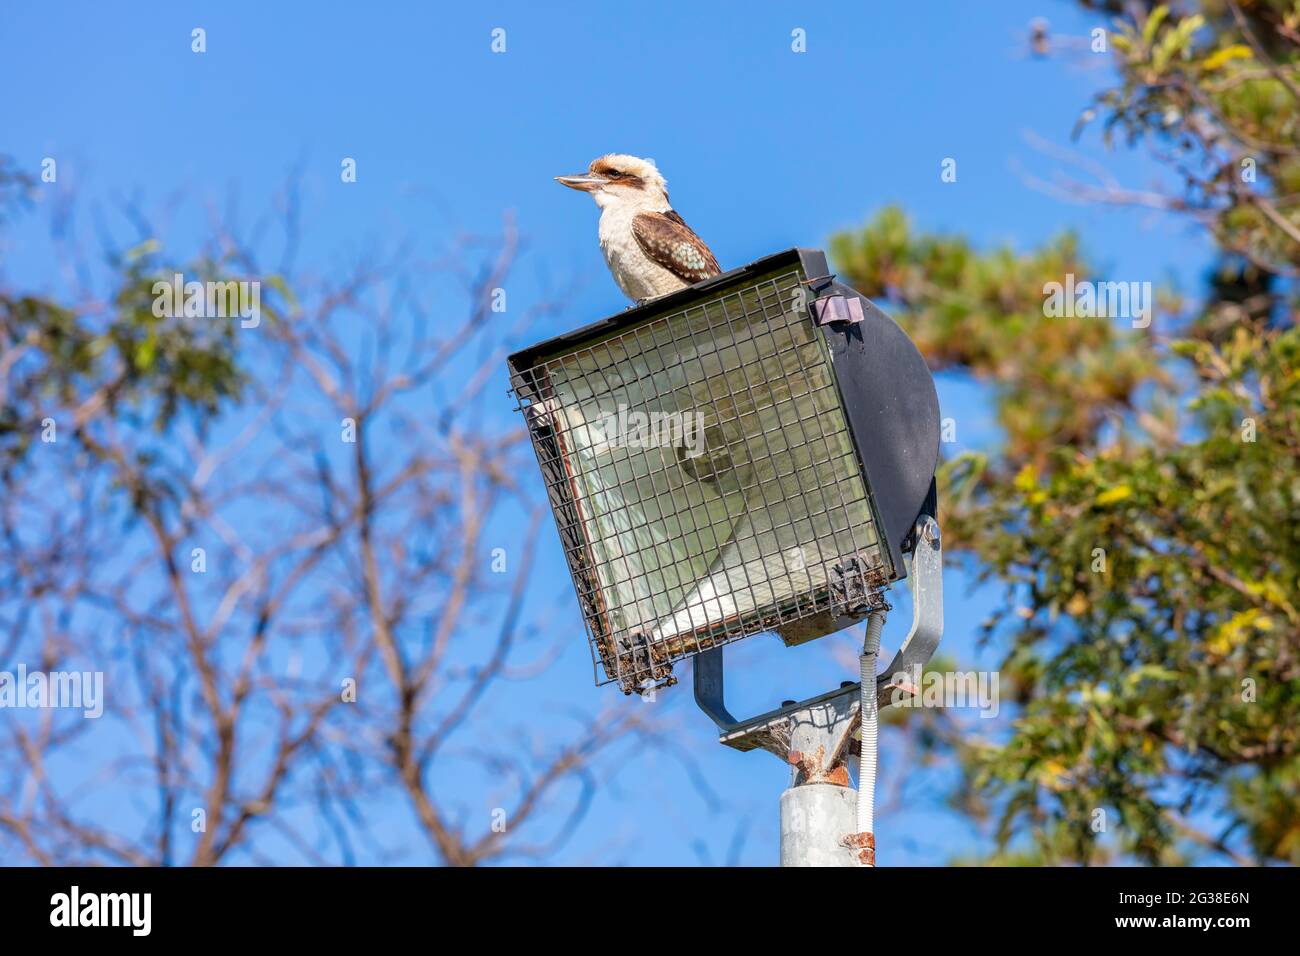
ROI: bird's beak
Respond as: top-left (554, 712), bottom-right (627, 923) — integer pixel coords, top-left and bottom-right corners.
top-left (555, 173), bottom-right (607, 192)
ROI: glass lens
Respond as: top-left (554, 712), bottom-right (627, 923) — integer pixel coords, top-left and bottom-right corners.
top-left (541, 269), bottom-right (880, 661)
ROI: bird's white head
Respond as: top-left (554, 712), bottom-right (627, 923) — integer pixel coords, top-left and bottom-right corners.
top-left (555, 154), bottom-right (670, 211)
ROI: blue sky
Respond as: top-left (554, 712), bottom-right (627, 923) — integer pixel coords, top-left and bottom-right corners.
top-left (1, 1), bottom-right (1217, 865)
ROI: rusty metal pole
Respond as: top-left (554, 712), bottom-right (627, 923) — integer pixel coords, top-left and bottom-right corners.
top-left (780, 782), bottom-right (857, 866)
top-left (780, 704), bottom-right (860, 866)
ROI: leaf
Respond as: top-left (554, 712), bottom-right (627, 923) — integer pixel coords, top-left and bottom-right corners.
top-left (125, 239), bottom-right (160, 261)
top-left (1014, 463), bottom-right (1039, 493)
top-left (134, 336), bottom-right (158, 372)
top-left (1040, 760), bottom-right (1071, 792)
top-left (1143, 5), bottom-right (1170, 46)
top-left (1207, 609), bottom-right (1272, 655)
top-left (1124, 665), bottom-right (1180, 687)
top-left (1202, 44), bottom-right (1253, 71)
top-left (1095, 484), bottom-right (1133, 505)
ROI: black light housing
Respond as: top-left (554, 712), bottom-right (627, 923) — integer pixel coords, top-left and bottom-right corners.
top-left (509, 249), bottom-right (939, 693)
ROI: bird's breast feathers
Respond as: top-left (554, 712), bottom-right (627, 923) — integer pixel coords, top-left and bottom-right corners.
top-left (598, 205), bottom-right (721, 301)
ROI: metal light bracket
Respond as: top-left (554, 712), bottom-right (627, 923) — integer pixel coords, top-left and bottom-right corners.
top-left (693, 515), bottom-right (943, 777)
top-left (814, 293), bottom-right (865, 326)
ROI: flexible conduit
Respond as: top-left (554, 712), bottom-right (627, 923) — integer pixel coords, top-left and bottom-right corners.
top-left (857, 609), bottom-right (885, 865)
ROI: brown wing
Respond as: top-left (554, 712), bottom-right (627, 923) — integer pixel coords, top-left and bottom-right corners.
top-left (631, 211), bottom-right (722, 284)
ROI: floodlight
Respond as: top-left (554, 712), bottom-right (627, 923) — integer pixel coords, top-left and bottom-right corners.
top-left (508, 249), bottom-right (939, 694)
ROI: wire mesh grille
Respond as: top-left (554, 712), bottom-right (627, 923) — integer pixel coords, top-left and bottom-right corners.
top-left (510, 265), bottom-right (887, 692)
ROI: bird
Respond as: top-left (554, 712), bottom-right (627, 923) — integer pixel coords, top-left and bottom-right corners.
top-left (556, 154), bottom-right (721, 304)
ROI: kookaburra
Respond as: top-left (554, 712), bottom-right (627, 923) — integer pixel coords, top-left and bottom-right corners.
top-left (556, 154), bottom-right (722, 303)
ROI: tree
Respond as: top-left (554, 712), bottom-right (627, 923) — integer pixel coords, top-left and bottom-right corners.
top-left (830, 0), bottom-right (1298, 864)
top-left (0, 169), bottom-right (667, 865)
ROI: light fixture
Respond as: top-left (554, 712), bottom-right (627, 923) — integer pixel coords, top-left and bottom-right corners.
top-left (509, 248), bottom-right (939, 694)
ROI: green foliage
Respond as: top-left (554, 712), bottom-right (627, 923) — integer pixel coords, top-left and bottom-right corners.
top-left (831, 208), bottom-right (1163, 474)
top-left (951, 323), bottom-right (1299, 864)
top-left (2, 263), bottom-right (247, 454)
top-left (831, 2), bottom-right (1300, 864)
top-left (1, 168), bottom-right (270, 491)
top-left (1091, 1), bottom-right (1300, 273)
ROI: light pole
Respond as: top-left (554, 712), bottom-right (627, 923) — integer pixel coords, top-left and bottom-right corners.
top-left (509, 248), bottom-right (943, 865)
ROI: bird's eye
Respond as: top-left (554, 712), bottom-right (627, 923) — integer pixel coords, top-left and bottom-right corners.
top-left (606, 170), bottom-right (623, 179)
